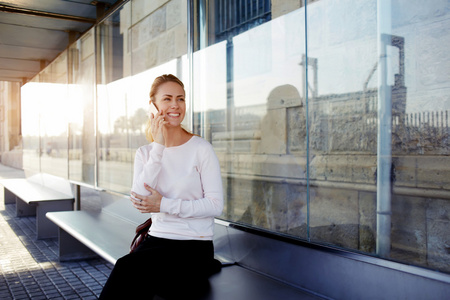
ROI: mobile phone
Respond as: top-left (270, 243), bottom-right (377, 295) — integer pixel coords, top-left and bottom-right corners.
top-left (149, 102), bottom-right (159, 117)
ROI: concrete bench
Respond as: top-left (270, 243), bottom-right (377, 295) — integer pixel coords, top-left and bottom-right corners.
top-left (46, 192), bottom-right (147, 263)
top-left (46, 192), bottom-right (316, 300)
top-left (0, 173), bottom-right (74, 239)
top-left (47, 190), bottom-right (450, 300)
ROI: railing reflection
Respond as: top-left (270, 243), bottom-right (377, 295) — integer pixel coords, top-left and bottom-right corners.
top-left (195, 83), bottom-right (450, 272)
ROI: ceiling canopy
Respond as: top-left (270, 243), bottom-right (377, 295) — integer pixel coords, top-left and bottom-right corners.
top-left (0, 0), bottom-right (124, 83)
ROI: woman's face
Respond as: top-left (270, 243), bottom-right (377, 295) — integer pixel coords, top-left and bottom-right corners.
top-left (153, 81), bottom-right (186, 128)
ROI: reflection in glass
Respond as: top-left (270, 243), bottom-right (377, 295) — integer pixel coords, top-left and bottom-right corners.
top-left (68, 29), bottom-right (96, 185)
top-left (21, 79), bottom-right (41, 173)
top-left (306, 0), bottom-right (450, 273)
top-left (306, 0), bottom-right (379, 253)
top-left (193, 0), bottom-right (450, 274)
top-left (194, 0), bottom-right (307, 238)
top-left (383, 0), bottom-right (450, 271)
top-left (96, 7), bottom-right (132, 193)
top-left (97, 1), bottom-right (189, 194)
top-left (18, 0), bottom-right (450, 275)
top-left (21, 53), bottom-right (70, 179)
top-left (39, 54), bottom-right (69, 178)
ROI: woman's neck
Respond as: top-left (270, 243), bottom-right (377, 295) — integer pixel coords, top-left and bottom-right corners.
top-left (163, 126), bottom-right (192, 147)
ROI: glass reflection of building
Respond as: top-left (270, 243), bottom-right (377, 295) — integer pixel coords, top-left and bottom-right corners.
top-left (21, 0), bottom-right (450, 275)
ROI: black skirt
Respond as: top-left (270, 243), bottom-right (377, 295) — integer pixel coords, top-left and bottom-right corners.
top-left (99, 236), bottom-right (220, 300)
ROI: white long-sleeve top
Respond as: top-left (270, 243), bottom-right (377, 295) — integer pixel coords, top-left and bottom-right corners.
top-left (131, 136), bottom-right (224, 241)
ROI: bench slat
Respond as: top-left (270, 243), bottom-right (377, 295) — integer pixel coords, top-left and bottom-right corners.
top-left (205, 266), bottom-right (321, 300)
top-left (47, 210), bottom-right (136, 264)
top-left (1, 178), bottom-right (73, 203)
top-left (47, 210), bottom-right (316, 300)
top-left (1, 178), bottom-right (75, 239)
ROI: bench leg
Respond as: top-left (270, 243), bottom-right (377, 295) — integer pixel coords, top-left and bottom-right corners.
top-left (59, 228), bottom-right (98, 261)
top-left (16, 198), bottom-right (36, 217)
top-left (4, 188), bottom-right (16, 205)
top-left (36, 200), bottom-right (74, 239)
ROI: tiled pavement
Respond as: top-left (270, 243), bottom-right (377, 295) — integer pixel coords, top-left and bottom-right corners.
top-left (0, 164), bottom-right (113, 299)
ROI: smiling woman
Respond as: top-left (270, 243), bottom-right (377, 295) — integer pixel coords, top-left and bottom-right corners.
top-left (99, 74), bottom-right (224, 299)
top-left (144, 74), bottom-right (191, 145)
top-left (152, 81), bottom-right (185, 127)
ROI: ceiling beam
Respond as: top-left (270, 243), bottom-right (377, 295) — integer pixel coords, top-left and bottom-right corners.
top-left (0, 4), bottom-right (96, 24)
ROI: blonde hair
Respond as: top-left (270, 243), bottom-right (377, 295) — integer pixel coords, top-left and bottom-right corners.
top-left (145, 74), bottom-right (191, 142)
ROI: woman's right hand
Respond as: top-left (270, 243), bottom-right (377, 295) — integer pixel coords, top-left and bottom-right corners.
top-left (130, 184), bottom-right (162, 214)
top-left (150, 109), bottom-right (167, 145)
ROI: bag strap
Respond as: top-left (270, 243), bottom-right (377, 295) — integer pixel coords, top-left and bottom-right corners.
top-left (136, 217), bottom-right (153, 234)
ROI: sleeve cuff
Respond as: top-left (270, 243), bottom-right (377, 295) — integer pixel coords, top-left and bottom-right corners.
top-left (160, 197), bottom-right (181, 216)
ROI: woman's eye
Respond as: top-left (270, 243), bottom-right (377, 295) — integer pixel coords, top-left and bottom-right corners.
top-left (178, 98), bottom-right (185, 102)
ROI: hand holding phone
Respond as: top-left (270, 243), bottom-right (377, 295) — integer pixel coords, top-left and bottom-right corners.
top-left (149, 102), bottom-right (166, 145)
top-left (149, 102), bottom-right (159, 117)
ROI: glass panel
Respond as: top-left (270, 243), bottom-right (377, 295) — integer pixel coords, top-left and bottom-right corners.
top-left (68, 29), bottom-right (96, 185)
top-left (195, 0), bottom-right (450, 274)
top-left (97, 0), bottom-right (189, 194)
top-left (383, 0), bottom-right (450, 272)
top-left (194, 0), bottom-right (307, 237)
top-left (306, 0), bottom-right (378, 252)
top-left (18, 0), bottom-right (450, 275)
top-left (21, 77), bottom-right (41, 173)
top-left (38, 53), bottom-right (69, 178)
top-left (97, 6), bottom-right (131, 193)
top-left (127, 0), bottom-right (190, 158)
top-left (306, 0), bottom-right (450, 273)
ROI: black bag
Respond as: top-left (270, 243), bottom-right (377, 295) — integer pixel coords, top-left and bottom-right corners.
top-left (130, 218), bottom-right (152, 253)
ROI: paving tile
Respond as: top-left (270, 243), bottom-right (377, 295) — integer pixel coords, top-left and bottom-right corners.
top-left (14, 295), bottom-right (31, 300)
top-left (65, 295), bottom-right (82, 300)
top-left (0, 291), bottom-right (12, 298)
top-left (78, 291), bottom-right (96, 298)
top-left (0, 164), bottom-right (113, 300)
top-left (59, 286), bottom-right (75, 294)
top-left (45, 291), bottom-right (62, 298)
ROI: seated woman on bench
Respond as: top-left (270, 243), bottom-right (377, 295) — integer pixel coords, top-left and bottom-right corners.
top-left (99, 74), bottom-right (224, 300)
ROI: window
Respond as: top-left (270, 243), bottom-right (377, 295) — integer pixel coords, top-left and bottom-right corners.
top-left (192, 0), bottom-right (450, 274)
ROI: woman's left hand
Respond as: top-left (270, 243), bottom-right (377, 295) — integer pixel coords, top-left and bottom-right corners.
top-left (130, 183), bottom-right (162, 213)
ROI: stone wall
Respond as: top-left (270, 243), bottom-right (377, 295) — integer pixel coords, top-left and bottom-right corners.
top-left (121, 0), bottom-right (187, 76)
top-left (208, 83), bottom-right (450, 273)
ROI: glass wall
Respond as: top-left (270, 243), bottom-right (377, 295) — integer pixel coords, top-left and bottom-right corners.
top-left (68, 28), bottom-right (96, 185)
top-left (96, 6), bottom-right (132, 193)
top-left (192, 0), bottom-right (307, 237)
top-left (305, 0), bottom-right (450, 269)
top-left (20, 0), bottom-right (450, 274)
top-left (192, 0), bottom-right (450, 273)
top-left (21, 77), bottom-right (41, 173)
top-left (96, 0), bottom-right (189, 193)
top-left (306, 0), bottom-right (379, 253)
top-left (22, 53), bottom-right (69, 178)
top-left (39, 53), bottom-right (69, 178)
